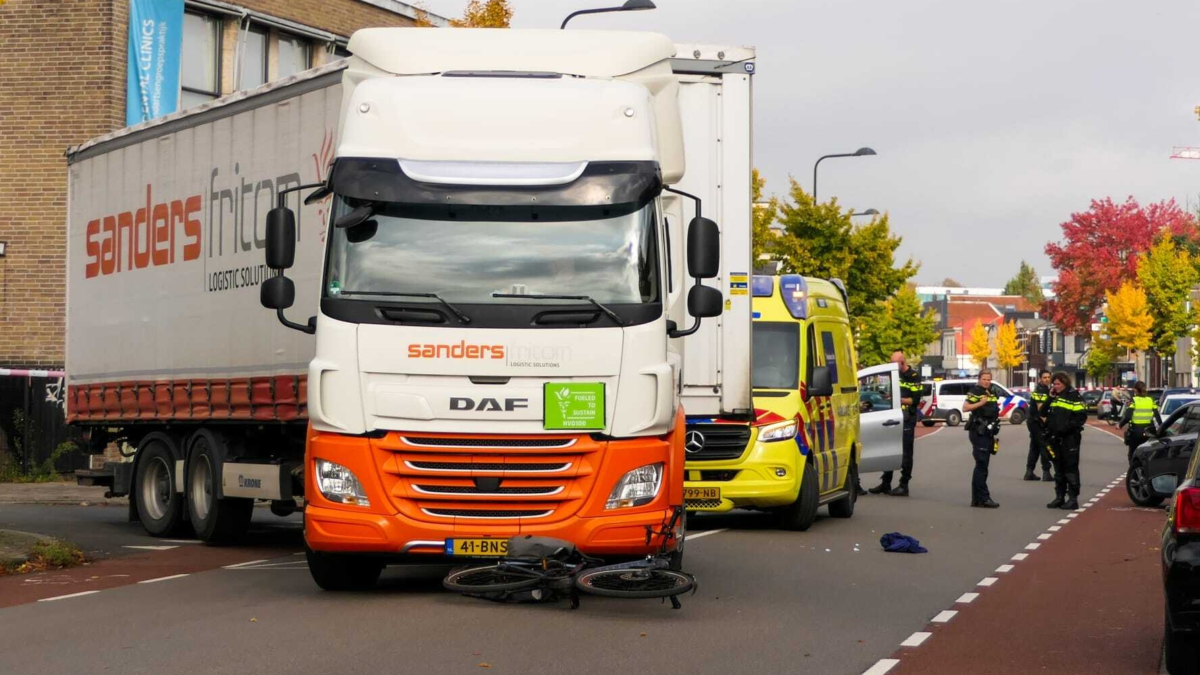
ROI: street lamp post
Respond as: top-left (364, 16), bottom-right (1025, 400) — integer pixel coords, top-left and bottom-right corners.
top-left (850, 208), bottom-right (879, 218)
top-left (812, 147), bottom-right (876, 203)
top-left (561, 0), bottom-right (656, 28)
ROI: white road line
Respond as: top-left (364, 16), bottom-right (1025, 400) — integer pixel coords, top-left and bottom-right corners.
top-left (230, 562), bottom-right (310, 569)
top-left (957, 592), bottom-right (980, 603)
top-left (138, 574), bottom-right (190, 584)
top-left (917, 426), bottom-right (945, 441)
top-left (862, 659), bottom-right (900, 675)
top-left (222, 559), bottom-right (269, 569)
top-left (901, 632), bottom-right (932, 647)
top-left (1011, 553), bottom-right (1029, 561)
top-left (1057, 519), bottom-right (1070, 524)
top-left (1048, 526), bottom-right (1062, 532)
top-left (160, 539), bottom-right (203, 544)
top-left (687, 529), bottom-right (727, 541)
top-left (122, 545), bottom-right (178, 551)
top-left (931, 610), bottom-right (958, 623)
top-left (1067, 513), bottom-right (1078, 519)
top-left (1037, 533), bottom-right (1052, 540)
top-left (1025, 543), bottom-right (1041, 550)
top-left (978, 577), bottom-right (998, 587)
top-left (995, 564), bottom-right (1015, 573)
top-left (38, 590), bottom-right (100, 602)
top-left (1075, 508), bottom-right (1087, 512)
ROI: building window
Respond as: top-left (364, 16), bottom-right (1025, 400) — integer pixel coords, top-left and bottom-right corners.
top-left (239, 25), bottom-right (269, 90)
top-left (181, 12), bottom-right (221, 108)
top-left (278, 33), bottom-right (312, 78)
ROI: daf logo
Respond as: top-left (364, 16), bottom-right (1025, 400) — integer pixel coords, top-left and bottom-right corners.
top-left (685, 430), bottom-right (706, 454)
top-left (450, 397), bottom-right (529, 412)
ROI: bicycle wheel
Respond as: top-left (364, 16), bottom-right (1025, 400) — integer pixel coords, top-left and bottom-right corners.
top-left (574, 568), bottom-right (695, 598)
top-left (443, 564), bottom-right (543, 594)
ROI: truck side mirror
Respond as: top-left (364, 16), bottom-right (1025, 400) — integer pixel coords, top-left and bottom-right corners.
top-left (265, 207), bottom-right (296, 270)
top-left (808, 366), bottom-right (834, 398)
top-left (261, 275), bottom-right (295, 310)
top-left (687, 284), bottom-right (722, 318)
top-left (687, 217), bottom-right (720, 279)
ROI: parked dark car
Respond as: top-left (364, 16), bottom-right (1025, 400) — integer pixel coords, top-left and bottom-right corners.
top-left (1159, 431), bottom-right (1200, 673)
top-left (1128, 402), bottom-right (1200, 507)
top-left (1081, 389), bottom-right (1102, 412)
top-left (1152, 388), bottom-right (1167, 405)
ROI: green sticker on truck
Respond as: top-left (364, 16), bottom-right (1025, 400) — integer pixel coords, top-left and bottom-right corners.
top-left (543, 383), bottom-right (605, 430)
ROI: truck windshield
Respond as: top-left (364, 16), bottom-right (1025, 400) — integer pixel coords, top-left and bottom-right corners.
top-left (752, 322), bottom-right (800, 390)
top-left (324, 199), bottom-right (660, 305)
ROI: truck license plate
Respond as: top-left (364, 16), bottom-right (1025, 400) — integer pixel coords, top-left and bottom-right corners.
top-left (683, 487), bottom-right (721, 500)
top-left (446, 538), bottom-right (509, 557)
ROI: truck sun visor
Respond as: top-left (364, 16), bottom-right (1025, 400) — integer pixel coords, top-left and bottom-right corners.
top-left (330, 158), bottom-right (662, 211)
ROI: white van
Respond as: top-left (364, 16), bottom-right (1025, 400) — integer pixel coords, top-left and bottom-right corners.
top-left (918, 379), bottom-right (1029, 427)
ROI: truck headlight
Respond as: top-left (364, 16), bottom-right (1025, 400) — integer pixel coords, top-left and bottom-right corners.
top-left (605, 463), bottom-right (663, 510)
top-left (316, 459), bottom-right (370, 507)
top-left (758, 419), bottom-right (798, 442)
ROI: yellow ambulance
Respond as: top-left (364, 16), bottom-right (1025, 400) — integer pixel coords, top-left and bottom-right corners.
top-left (682, 274), bottom-right (864, 530)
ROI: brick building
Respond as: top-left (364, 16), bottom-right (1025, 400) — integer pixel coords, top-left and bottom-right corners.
top-left (0, 0), bottom-right (445, 371)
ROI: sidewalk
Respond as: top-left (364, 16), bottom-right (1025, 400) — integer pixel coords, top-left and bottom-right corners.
top-left (886, 475), bottom-right (1165, 675)
top-left (0, 481), bottom-right (126, 506)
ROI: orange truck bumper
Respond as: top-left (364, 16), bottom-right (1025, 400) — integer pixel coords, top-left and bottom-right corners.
top-left (304, 412), bottom-right (685, 559)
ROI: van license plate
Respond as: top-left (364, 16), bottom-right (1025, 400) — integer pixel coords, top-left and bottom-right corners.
top-left (446, 538), bottom-right (509, 557)
top-left (683, 487), bottom-right (721, 500)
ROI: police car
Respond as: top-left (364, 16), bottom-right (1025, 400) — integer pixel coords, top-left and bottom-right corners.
top-left (918, 378), bottom-right (1029, 427)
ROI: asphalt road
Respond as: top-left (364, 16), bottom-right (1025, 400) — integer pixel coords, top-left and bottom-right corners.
top-left (0, 422), bottom-right (1136, 675)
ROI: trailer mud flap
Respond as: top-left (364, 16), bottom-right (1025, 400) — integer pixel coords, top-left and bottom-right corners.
top-left (221, 463), bottom-right (288, 500)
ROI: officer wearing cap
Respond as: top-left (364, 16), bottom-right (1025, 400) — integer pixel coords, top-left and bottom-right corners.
top-left (963, 369), bottom-right (1001, 508)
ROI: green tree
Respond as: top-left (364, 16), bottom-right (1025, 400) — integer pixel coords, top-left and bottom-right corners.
top-left (1085, 338), bottom-right (1117, 381)
top-left (941, 278), bottom-right (963, 288)
top-left (1002, 260), bottom-right (1045, 307)
top-left (855, 287), bottom-right (937, 366)
top-left (772, 179), bottom-right (918, 319)
top-left (1136, 237), bottom-right (1198, 357)
top-left (751, 169), bottom-right (778, 263)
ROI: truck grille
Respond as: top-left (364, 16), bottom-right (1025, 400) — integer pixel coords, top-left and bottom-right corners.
top-left (413, 484), bottom-right (562, 496)
top-left (401, 437), bottom-right (575, 449)
top-left (685, 424), bottom-right (752, 461)
top-left (685, 499), bottom-right (723, 509)
top-left (405, 461), bottom-right (571, 472)
top-left (422, 508), bottom-right (553, 519)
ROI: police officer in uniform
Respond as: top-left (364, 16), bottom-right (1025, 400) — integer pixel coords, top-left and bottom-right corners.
top-left (1118, 381), bottom-right (1160, 463)
top-left (1046, 372), bottom-right (1087, 510)
top-left (1024, 370), bottom-right (1054, 482)
top-left (869, 351), bottom-right (923, 497)
top-left (963, 370), bottom-right (1001, 508)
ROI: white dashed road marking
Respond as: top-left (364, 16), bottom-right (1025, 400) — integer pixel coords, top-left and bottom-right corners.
top-left (1038, 533), bottom-right (1052, 540)
top-left (1025, 543), bottom-right (1041, 550)
top-left (38, 590), bottom-right (100, 602)
top-left (221, 559), bottom-right (268, 569)
top-left (957, 592), bottom-right (979, 603)
top-left (686, 529), bottom-right (727, 541)
top-left (862, 659), bottom-right (900, 675)
top-left (901, 632), bottom-right (932, 647)
top-left (931, 610), bottom-right (958, 623)
top-left (138, 574), bottom-right (190, 584)
top-left (978, 577), bottom-right (998, 587)
top-left (122, 545), bottom-right (178, 551)
top-left (995, 564), bottom-right (1014, 573)
top-left (1048, 526), bottom-right (1061, 532)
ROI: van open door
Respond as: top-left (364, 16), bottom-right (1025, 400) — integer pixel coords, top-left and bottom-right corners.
top-left (856, 362), bottom-right (905, 474)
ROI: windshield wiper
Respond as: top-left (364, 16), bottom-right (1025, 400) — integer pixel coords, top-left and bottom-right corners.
top-left (339, 290), bottom-right (471, 324)
top-left (491, 293), bottom-right (625, 326)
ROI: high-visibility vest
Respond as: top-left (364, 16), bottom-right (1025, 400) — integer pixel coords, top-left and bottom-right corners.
top-left (1130, 396), bottom-right (1155, 426)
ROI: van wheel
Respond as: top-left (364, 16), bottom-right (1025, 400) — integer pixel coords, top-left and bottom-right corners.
top-left (134, 438), bottom-right (183, 537)
top-left (1010, 409), bottom-right (1027, 425)
top-left (776, 460), bottom-right (819, 531)
top-left (187, 431), bottom-right (253, 543)
top-left (921, 420), bottom-right (936, 427)
top-left (668, 511), bottom-right (686, 571)
top-left (946, 410), bottom-right (963, 427)
top-left (828, 459), bottom-right (856, 519)
top-left (306, 546), bottom-right (384, 591)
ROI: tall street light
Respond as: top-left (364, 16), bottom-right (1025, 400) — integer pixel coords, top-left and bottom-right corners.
top-left (851, 208), bottom-right (879, 217)
top-left (561, 0), bottom-right (656, 28)
top-left (813, 147), bottom-right (876, 203)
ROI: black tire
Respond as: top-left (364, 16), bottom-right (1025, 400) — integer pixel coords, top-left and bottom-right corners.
top-left (134, 438), bottom-right (183, 537)
top-left (306, 546), bottom-right (385, 591)
top-left (946, 410), bottom-right (963, 427)
top-left (776, 459), bottom-right (820, 531)
top-left (575, 568), bottom-right (695, 598)
top-left (1165, 601), bottom-right (1200, 675)
top-left (1126, 462), bottom-right (1166, 508)
top-left (668, 511), bottom-right (686, 571)
top-left (921, 420), bottom-right (936, 427)
top-left (443, 564), bottom-right (543, 594)
top-left (1010, 409), bottom-right (1027, 426)
top-left (187, 431), bottom-right (253, 543)
top-left (828, 458), bottom-right (857, 519)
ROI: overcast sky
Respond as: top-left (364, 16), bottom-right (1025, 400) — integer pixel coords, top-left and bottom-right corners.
top-left (422, 0), bottom-right (1200, 286)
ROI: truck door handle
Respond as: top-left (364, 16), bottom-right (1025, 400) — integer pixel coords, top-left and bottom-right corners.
top-left (883, 419), bottom-right (901, 427)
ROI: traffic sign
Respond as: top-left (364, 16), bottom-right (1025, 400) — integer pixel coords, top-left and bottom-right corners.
top-left (1100, 316), bottom-right (1108, 323)
top-left (1091, 323), bottom-right (1101, 332)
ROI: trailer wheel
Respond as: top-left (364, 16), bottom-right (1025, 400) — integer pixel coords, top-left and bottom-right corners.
top-left (134, 439), bottom-right (183, 537)
top-left (305, 546), bottom-right (384, 591)
top-left (187, 431), bottom-right (253, 543)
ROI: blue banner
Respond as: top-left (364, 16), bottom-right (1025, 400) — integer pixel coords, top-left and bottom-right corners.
top-left (126, 0), bottom-right (185, 126)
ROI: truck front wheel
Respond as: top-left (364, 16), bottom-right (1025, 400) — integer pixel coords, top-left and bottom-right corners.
top-left (306, 546), bottom-right (384, 591)
top-left (775, 460), bottom-right (819, 531)
top-left (187, 431), bottom-right (253, 543)
top-left (134, 439), bottom-right (183, 537)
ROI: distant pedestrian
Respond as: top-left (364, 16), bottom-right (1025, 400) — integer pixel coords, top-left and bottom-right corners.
top-left (963, 370), bottom-right (1001, 508)
top-left (1024, 370), bottom-right (1054, 482)
top-left (868, 351), bottom-right (923, 497)
top-left (1118, 381), bottom-right (1159, 463)
top-left (1045, 372), bottom-right (1087, 510)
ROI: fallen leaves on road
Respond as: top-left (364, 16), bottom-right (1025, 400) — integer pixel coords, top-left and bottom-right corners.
top-left (250, 618), bottom-right (257, 622)
top-left (478, 663), bottom-right (491, 668)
